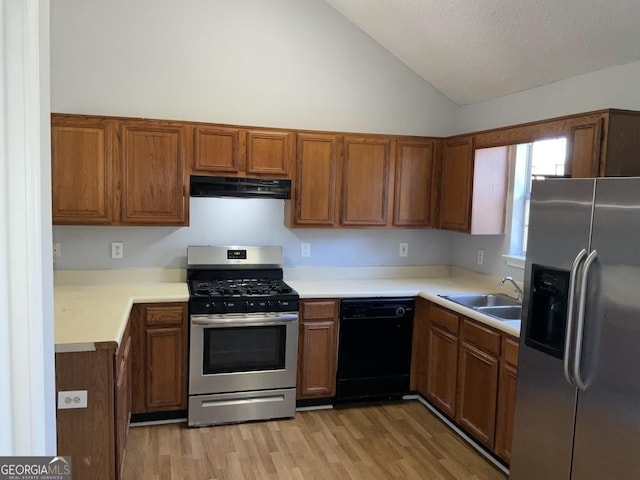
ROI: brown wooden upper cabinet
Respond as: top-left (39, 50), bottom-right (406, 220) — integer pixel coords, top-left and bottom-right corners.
top-left (439, 136), bottom-right (508, 234)
top-left (567, 110), bottom-right (640, 178)
top-left (393, 139), bottom-right (435, 227)
top-left (51, 114), bottom-right (189, 226)
top-left (341, 136), bottom-right (393, 226)
top-left (192, 125), bottom-right (242, 174)
top-left (246, 129), bottom-right (293, 177)
top-left (120, 121), bottom-right (188, 225)
top-left (51, 115), bottom-right (118, 224)
top-left (473, 109), bottom-right (640, 179)
top-left (439, 136), bottom-right (473, 232)
top-left (290, 133), bottom-right (340, 226)
top-left (192, 126), bottom-right (293, 178)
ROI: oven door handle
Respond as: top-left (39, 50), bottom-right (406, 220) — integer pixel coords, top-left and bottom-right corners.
top-left (191, 313), bottom-right (299, 327)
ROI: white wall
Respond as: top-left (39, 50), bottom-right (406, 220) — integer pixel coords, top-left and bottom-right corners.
top-left (53, 198), bottom-right (452, 269)
top-left (50, 0), bottom-right (459, 271)
top-left (50, 0), bottom-right (456, 136)
top-left (456, 60), bottom-right (640, 133)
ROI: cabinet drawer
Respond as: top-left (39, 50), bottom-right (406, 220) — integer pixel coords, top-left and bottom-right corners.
top-left (463, 319), bottom-right (501, 355)
top-left (302, 300), bottom-right (338, 320)
top-left (431, 305), bottom-right (459, 334)
top-left (503, 336), bottom-right (519, 367)
top-left (144, 304), bottom-right (185, 326)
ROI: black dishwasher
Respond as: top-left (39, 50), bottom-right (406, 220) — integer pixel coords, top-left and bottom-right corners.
top-left (335, 298), bottom-right (414, 403)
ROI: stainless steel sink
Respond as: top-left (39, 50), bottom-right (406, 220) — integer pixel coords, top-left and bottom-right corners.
top-left (439, 293), bottom-right (522, 322)
top-left (440, 293), bottom-right (520, 309)
top-left (475, 305), bottom-right (522, 321)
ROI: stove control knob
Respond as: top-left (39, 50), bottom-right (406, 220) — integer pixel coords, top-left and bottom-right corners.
top-left (395, 307), bottom-right (406, 317)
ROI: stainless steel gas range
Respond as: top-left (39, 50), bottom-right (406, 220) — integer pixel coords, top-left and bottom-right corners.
top-left (187, 246), bottom-right (299, 427)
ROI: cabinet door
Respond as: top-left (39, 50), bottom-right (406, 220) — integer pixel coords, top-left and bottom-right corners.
top-left (566, 119), bottom-right (603, 178)
top-left (131, 303), bottom-right (187, 414)
top-left (297, 300), bottom-right (338, 399)
top-left (456, 341), bottom-right (499, 448)
top-left (410, 298), bottom-right (430, 395)
top-left (293, 133), bottom-right (339, 226)
top-left (341, 137), bottom-right (392, 226)
top-left (146, 327), bottom-right (185, 410)
top-left (439, 136), bottom-right (473, 232)
top-left (246, 129), bottom-right (292, 176)
top-left (495, 337), bottom-right (519, 463)
top-left (193, 125), bottom-right (242, 174)
top-left (426, 324), bottom-right (459, 417)
top-left (394, 139), bottom-right (435, 226)
top-left (51, 116), bottom-right (117, 224)
top-left (115, 331), bottom-right (131, 479)
top-left (121, 122), bottom-right (188, 225)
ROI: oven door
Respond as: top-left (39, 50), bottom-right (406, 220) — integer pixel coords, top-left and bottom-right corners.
top-left (189, 312), bottom-right (298, 395)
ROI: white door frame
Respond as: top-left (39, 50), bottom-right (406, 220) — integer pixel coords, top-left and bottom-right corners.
top-left (0, 0), bottom-right (55, 455)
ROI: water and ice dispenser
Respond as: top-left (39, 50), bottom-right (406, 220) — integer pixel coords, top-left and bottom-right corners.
top-left (525, 265), bottom-right (570, 359)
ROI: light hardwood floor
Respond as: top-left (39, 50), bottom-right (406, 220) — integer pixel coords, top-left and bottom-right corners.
top-left (122, 401), bottom-right (507, 480)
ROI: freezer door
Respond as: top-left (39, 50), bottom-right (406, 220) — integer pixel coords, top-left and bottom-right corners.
top-left (570, 178), bottom-right (640, 479)
top-left (510, 178), bottom-right (595, 480)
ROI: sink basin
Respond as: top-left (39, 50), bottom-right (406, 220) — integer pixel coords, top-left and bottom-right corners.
top-left (476, 305), bottom-right (522, 321)
top-left (440, 293), bottom-right (520, 309)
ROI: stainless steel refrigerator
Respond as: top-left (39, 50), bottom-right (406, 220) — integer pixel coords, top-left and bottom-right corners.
top-left (510, 177), bottom-right (640, 480)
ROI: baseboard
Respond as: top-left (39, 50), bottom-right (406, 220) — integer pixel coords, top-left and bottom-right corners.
top-left (130, 409), bottom-right (187, 425)
top-left (414, 396), bottom-right (509, 476)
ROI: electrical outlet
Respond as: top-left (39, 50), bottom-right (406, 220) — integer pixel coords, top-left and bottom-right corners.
top-left (300, 243), bottom-right (311, 258)
top-left (58, 390), bottom-right (88, 409)
top-left (477, 249), bottom-right (485, 265)
top-left (111, 241), bottom-right (124, 259)
top-left (399, 243), bottom-right (408, 257)
top-left (53, 242), bottom-right (61, 258)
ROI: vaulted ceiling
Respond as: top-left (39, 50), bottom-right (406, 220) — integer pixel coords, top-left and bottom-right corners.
top-left (324, 0), bottom-right (640, 105)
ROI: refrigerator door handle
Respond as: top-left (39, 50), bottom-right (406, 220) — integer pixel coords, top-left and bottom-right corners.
top-left (574, 249), bottom-right (598, 391)
top-left (563, 248), bottom-right (588, 387)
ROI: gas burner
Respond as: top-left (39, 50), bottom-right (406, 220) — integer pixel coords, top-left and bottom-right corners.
top-left (189, 278), bottom-right (295, 298)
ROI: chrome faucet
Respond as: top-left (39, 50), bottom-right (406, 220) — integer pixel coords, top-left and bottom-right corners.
top-left (499, 276), bottom-right (523, 302)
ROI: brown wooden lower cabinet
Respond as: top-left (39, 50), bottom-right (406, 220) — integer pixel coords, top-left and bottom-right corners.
top-left (456, 320), bottom-right (501, 448)
top-left (297, 299), bottom-right (338, 399)
top-left (410, 297), bottom-right (430, 393)
top-left (55, 324), bottom-right (132, 480)
top-left (495, 336), bottom-right (520, 463)
top-left (425, 305), bottom-right (460, 417)
top-left (131, 303), bottom-right (188, 413)
top-left (411, 299), bottom-right (520, 465)
top-left (114, 326), bottom-right (132, 477)
top-left (55, 301), bottom-right (187, 480)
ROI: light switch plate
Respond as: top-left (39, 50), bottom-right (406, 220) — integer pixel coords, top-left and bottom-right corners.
top-left (399, 243), bottom-right (408, 257)
top-left (301, 243), bottom-right (311, 258)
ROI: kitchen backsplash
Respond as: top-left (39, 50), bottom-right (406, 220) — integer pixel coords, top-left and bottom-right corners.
top-left (52, 197), bottom-right (451, 269)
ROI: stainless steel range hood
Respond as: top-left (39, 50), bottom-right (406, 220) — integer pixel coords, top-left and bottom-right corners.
top-left (190, 175), bottom-right (291, 199)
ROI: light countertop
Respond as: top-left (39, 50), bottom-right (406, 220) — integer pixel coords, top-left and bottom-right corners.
top-left (288, 274), bottom-right (521, 337)
top-left (54, 282), bottom-right (189, 352)
top-left (54, 267), bottom-right (520, 353)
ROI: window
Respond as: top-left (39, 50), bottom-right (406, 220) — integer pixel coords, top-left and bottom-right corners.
top-left (509, 137), bottom-right (567, 259)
